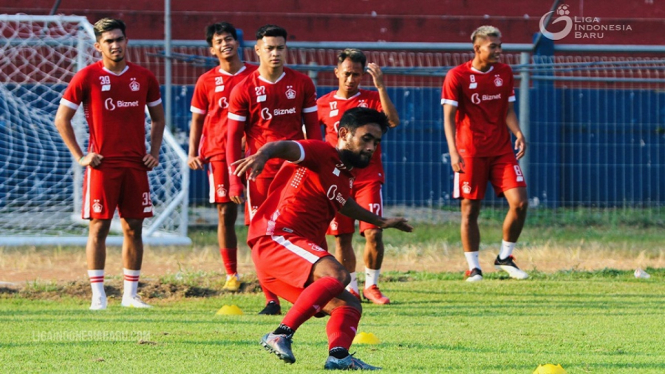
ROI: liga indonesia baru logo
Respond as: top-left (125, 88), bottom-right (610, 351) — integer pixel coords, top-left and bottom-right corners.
top-left (539, 4), bottom-right (632, 40)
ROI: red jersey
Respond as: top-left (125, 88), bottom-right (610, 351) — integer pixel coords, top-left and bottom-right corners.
top-left (247, 140), bottom-right (354, 247)
top-left (190, 63), bottom-right (257, 162)
top-left (318, 89), bottom-right (385, 184)
top-left (228, 67), bottom-right (318, 178)
top-left (60, 61), bottom-right (162, 168)
top-left (441, 61), bottom-right (515, 157)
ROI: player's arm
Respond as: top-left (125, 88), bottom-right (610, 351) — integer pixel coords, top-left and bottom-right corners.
top-left (367, 62), bottom-right (400, 128)
top-left (442, 103), bottom-right (463, 173)
top-left (227, 115), bottom-right (247, 204)
top-left (188, 112), bottom-right (205, 170)
top-left (232, 140), bottom-right (302, 181)
top-left (54, 104), bottom-right (103, 167)
top-left (505, 102), bottom-right (526, 160)
top-left (303, 111), bottom-right (322, 140)
top-left (340, 197), bottom-right (413, 232)
top-left (145, 103), bottom-right (166, 169)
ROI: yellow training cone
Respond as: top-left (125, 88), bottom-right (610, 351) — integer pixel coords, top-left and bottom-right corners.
top-left (533, 364), bottom-right (567, 374)
top-left (353, 332), bottom-right (381, 345)
top-left (216, 305), bottom-right (244, 315)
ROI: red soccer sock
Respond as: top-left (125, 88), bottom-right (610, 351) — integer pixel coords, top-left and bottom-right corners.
top-left (327, 306), bottom-right (361, 351)
top-left (262, 285), bottom-right (280, 304)
top-left (281, 276), bottom-right (344, 331)
top-left (219, 248), bottom-right (237, 276)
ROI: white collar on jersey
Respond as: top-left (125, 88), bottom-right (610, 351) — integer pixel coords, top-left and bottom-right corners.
top-left (470, 65), bottom-right (494, 74)
top-left (333, 91), bottom-right (362, 100)
top-left (102, 65), bottom-right (129, 76)
top-left (258, 71), bottom-right (286, 84)
top-left (218, 64), bottom-right (247, 76)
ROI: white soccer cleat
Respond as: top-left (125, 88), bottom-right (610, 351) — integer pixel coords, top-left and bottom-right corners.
top-left (89, 294), bottom-right (108, 310)
top-left (494, 255), bottom-right (529, 279)
top-left (121, 295), bottom-right (153, 308)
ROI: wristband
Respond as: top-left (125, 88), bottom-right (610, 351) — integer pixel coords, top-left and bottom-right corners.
top-left (78, 156), bottom-right (85, 164)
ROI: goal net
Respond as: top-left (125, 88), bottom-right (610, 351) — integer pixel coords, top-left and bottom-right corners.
top-left (0, 15), bottom-right (190, 246)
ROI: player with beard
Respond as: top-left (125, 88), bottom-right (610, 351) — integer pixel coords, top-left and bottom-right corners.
top-left (233, 107), bottom-right (412, 370)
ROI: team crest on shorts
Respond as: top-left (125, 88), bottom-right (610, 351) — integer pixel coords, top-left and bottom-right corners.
top-left (462, 181), bottom-right (472, 194)
top-left (129, 78), bottom-right (140, 91)
top-left (92, 199), bottom-right (103, 213)
top-left (285, 86), bottom-right (296, 99)
top-left (494, 75), bottom-right (503, 87)
top-left (216, 184), bottom-right (227, 197)
top-left (330, 219), bottom-right (338, 231)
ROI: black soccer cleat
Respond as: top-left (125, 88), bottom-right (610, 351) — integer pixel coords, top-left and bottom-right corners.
top-left (258, 300), bottom-right (282, 315)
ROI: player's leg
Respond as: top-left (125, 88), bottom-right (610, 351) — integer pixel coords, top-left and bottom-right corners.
top-left (208, 161), bottom-right (242, 291)
top-left (86, 218), bottom-right (112, 310)
top-left (250, 177), bottom-right (282, 315)
top-left (357, 182), bottom-right (390, 304)
top-left (253, 235), bottom-right (342, 364)
top-left (328, 213), bottom-right (360, 300)
top-left (118, 168), bottom-right (154, 307)
top-left (454, 157), bottom-right (489, 282)
top-left (82, 166), bottom-right (120, 310)
top-left (490, 155), bottom-right (529, 279)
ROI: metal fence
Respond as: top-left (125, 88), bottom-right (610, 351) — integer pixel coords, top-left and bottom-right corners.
top-left (126, 41), bottom-right (665, 225)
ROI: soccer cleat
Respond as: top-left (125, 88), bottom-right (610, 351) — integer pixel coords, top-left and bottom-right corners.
top-left (362, 285), bottom-right (390, 305)
top-left (258, 300), bottom-right (282, 315)
top-left (324, 354), bottom-right (381, 370)
top-left (494, 255), bottom-right (529, 279)
top-left (121, 295), bottom-right (153, 308)
top-left (260, 332), bottom-right (295, 364)
top-left (465, 268), bottom-right (483, 282)
top-left (89, 294), bottom-right (107, 310)
top-left (222, 275), bottom-right (242, 292)
top-left (348, 288), bottom-right (362, 302)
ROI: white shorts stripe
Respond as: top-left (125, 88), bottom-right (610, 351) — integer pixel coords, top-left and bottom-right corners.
top-left (83, 166), bottom-right (92, 218)
top-left (271, 235), bottom-right (319, 264)
top-left (246, 178), bottom-right (254, 221)
top-left (453, 172), bottom-right (460, 199)
top-left (207, 164), bottom-right (215, 204)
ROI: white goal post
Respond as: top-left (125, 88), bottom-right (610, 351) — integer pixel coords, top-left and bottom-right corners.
top-left (0, 14), bottom-right (191, 246)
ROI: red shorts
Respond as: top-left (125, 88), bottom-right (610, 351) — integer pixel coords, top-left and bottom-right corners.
top-left (245, 177), bottom-right (272, 225)
top-left (251, 234), bottom-right (331, 304)
top-left (207, 160), bottom-right (231, 204)
top-left (327, 181), bottom-right (383, 236)
top-left (453, 153), bottom-right (526, 200)
top-left (82, 166), bottom-right (153, 220)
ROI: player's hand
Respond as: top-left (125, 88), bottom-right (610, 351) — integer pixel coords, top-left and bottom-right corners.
top-left (229, 189), bottom-right (245, 205)
top-left (450, 151), bottom-right (465, 173)
top-left (367, 63), bottom-right (385, 89)
top-left (231, 152), bottom-right (269, 182)
top-left (143, 153), bottom-right (159, 169)
top-left (380, 217), bottom-right (413, 233)
top-left (514, 136), bottom-right (527, 160)
top-left (79, 153), bottom-right (103, 168)
top-left (188, 155), bottom-right (204, 170)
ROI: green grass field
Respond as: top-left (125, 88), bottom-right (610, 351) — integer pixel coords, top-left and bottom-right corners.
top-left (2, 270), bottom-right (664, 373)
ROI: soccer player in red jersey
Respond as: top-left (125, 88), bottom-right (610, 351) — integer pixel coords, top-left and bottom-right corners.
top-left (318, 49), bottom-right (400, 304)
top-left (188, 22), bottom-right (257, 293)
top-left (54, 18), bottom-right (165, 309)
top-left (441, 25), bottom-right (529, 282)
top-left (233, 107), bottom-right (412, 369)
top-left (227, 24), bottom-right (322, 314)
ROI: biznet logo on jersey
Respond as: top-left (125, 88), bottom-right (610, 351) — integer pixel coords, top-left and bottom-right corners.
top-left (471, 93), bottom-right (501, 105)
top-left (260, 107), bottom-right (296, 120)
top-left (104, 98), bottom-right (139, 111)
top-left (539, 4), bottom-right (632, 40)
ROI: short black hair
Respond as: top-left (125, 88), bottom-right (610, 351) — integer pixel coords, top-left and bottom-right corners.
top-left (338, 48), bottom-right (367, 69)
top-left (255, 24), bottom-right (287, 40)
top-left (93, 18), bottom-right (126, 41)
top-left (205, 22), bottom-right (238, 47)
top-left (339, 107), bottom-right (389, 135)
